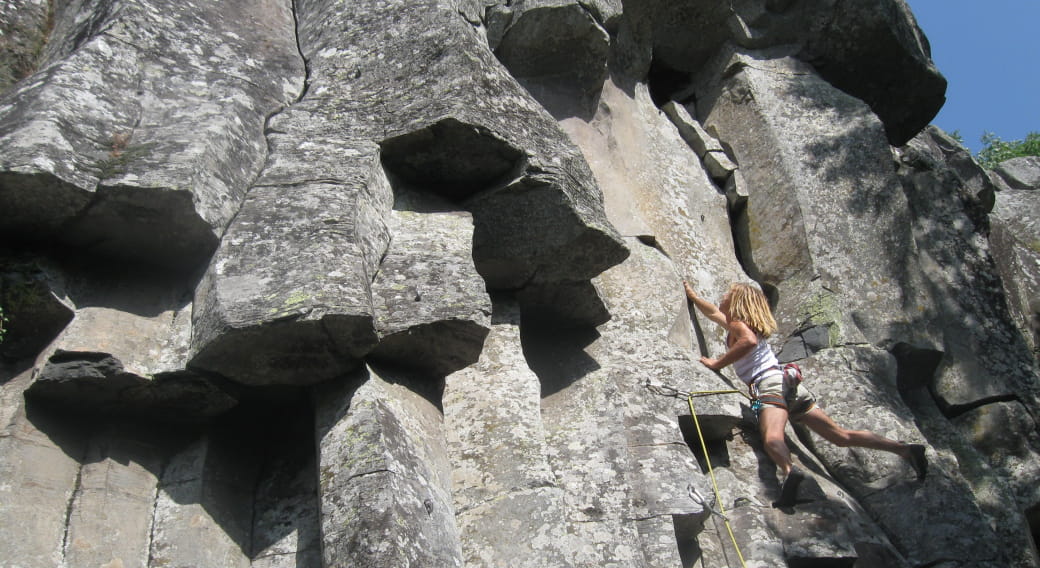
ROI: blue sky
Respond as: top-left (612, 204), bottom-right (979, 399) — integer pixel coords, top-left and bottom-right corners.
top-left (905, 1), bottom-right (1039, 153)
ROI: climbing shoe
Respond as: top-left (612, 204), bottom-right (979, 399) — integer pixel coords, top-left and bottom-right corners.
top-left (773, 466), bottom-right (805, 508)
top-left (908, 444), bottom-right (927, 481)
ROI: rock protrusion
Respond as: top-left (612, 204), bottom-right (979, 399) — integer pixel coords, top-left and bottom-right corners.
top-left (315, 366), bottom-right (463, 568)
top-left (694, 48), bottom-right (931, 350)
top-left (370, 189), bottom-right (492, 377)
top-left (990, 186), bottom-right (1040, 357)
top-left (25, 264), bottom-right (238, 421)
top-left (0, 0), bottom-right (305, 270)
top-left (493, 1), bottom-right (611, 118)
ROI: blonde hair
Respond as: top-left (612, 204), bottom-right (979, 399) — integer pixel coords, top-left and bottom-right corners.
top-left (727, 283), bottom-right (777, 337)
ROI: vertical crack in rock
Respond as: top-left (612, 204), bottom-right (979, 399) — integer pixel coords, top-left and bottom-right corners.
top-left (63, 423), bottom-right (169, 568)
top-left (693, 47), bottom-right (932, 351)
top-left (189, 0), bottom-right (626, 385)
top-left (1, 1), bottom-right (1036, 567)
top-left (289, 0), bottom-right (311, 103)
top-left (59, 456), bottom-right (85, 567)
top-left (146, 463), bottom-right (163, 568)
top-left (0, 368), bottom-right (89, 567)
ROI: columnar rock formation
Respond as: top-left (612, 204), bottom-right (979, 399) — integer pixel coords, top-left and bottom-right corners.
top-left (1, 1), bottom-right (1038, 567)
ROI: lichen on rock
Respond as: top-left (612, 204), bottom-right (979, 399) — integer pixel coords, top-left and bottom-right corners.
top-left (1, 1), bottom-right (1038, 567)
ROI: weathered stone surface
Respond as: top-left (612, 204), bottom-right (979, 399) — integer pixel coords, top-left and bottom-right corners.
top-left (661, 101), bottom-right (723, 158)
top-left (315, 365), bottom-right (462, 568)
top-left (1, 1), bottom-right (1034, 566)
top-left (798, 346), bottom-right (1005, 566)
top-left (444, 297), bottom-right (573, 566)
top-left (0, 0), bottom-right (51, 93)
top-left (150, 426), bottom-right (259, 568)
top-left (189, 157), bottom-right (389, 386)
top-left (0, 370), bottom-right (86, 568)
top-left (897, 127), bottom-right (1040, 421)
top-left (561, 78), bottom-right (745, 355)
top-left (370, 190), bottom-right (491, 376)
top-left (625, 0), bottom-right (944, 145)
top-left (695, 48), bottom-right (933, 351)
top-left (688, 412), bottom-right (910, 568)
top-left (493, 0), bottom-right (611, 118)
top-left (295, 0), bottom-right (627, 291)
top-left (900, 125), bottom-right (996, 222)
top-left (191, 0), bottom-right (626, 385)
top-left (899, 383), bottom-right (1040, 568)
top-left (0, 0), bottom-right (304, 269)
top-left (596, 251), bottom-right (900, 567)
top-left (994, 156), bottom-right (1040, 190)
top-left (63, 425), bottom-right (163, 568)
top-left (955, 400), bottom-right (1040, 505)
top-left (538, 364), bottom-right (649, 566)
top-left (484, 0), bottom-right (622, 48)
top-left (0, 253), bottom-right (72, 362)
top-left (990, 187), bottom-right (1040, 356)
top-left (523, 237), bottom-right (743, 565)
top-left (771, 0), bottom-right (946, 145)
top-left (26, 266), bottom-right (237, 420)
top-left (251, 410), bottom-right (321, 568)
top-left (702, 149), bottom-right (738, 182)
top-left (723, 168), bottom-right (751, 211)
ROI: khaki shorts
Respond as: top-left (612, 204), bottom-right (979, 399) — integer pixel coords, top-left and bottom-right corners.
top-left (752, 373), bottom-right (817, 420)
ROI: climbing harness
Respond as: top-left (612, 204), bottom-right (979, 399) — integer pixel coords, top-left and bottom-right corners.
top-left (645, 379), bottom-right (748, 568)
top-left (745, 362), bottom-right (804, 417)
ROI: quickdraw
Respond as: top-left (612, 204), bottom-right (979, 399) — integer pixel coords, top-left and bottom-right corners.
top-left (645, 379), bottom-right (748, 568)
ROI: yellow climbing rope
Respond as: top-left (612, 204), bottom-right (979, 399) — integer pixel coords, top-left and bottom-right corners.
top-left (688, 392), bottom-right (747, 568)
top-left (645, 381), bottom-right (748, 568)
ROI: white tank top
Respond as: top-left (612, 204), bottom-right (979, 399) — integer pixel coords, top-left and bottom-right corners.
top-left (732, 335), bottom-right (780, 385)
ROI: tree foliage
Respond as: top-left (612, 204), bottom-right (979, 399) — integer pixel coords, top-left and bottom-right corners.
top-left (976, 131), bottom-right (1040, 170)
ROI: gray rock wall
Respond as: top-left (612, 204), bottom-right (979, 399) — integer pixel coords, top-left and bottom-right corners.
top-left (1, 1), bottom-right (1038, 567)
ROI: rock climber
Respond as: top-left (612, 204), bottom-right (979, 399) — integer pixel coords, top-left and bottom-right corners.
top-left (684, 281), bottom-right (928, 508)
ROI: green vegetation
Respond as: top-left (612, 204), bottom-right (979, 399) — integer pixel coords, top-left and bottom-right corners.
top-left (975, 131), bottom-right (1040, 170)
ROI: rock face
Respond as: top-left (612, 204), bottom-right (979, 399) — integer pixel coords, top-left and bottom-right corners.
top-left (0, 0), bottom-right (305, 270)
top-left (1, 1), bottom-right (1038, 567)
top-left (989, 157), bottom-right (1040, 357)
